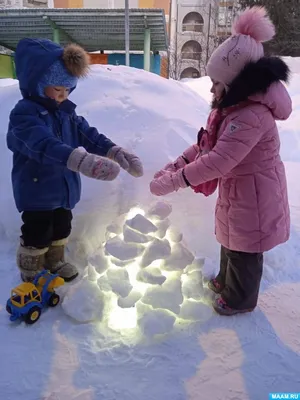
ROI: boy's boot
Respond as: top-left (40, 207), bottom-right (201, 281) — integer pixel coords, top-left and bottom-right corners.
top-left (45, 239), bottom-right (78, 282)
top-left (17, 244), bottom-right (48, 282)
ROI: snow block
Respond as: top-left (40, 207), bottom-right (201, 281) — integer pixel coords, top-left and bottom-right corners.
top-left (137, 266), bottom-right (167, 285)
top-left (88, 248), bottom-right (110, 275)
top-left (123, 225), bottom-right (152, 244)
top-left (110, 257), bottom-right (132, 267)
top-left (117, 290), bottom-right (142, 308)
top-left (179, 300), bottom-right (213, 322)
top-left (163, 243), bottom-right (194, 271)
top-left (61, 278), bottom-right (104, 323)
top-left (105, 236), bottom-right (144, 261)
top-left (147, 201), bottom-right (172, 220)
top-left (185, 257), bottom-right (205, 273)
top-left (106, 267), bottom-right (133, 298)
top-left (156, 218), bottom-right (171, 239)
top-left (137, 306), bottom-right (176, 337)
top-left (87, 264), bottom-right (99, 281)
top-left (167, 226), bottom-right (183, 243)
top-left (97, 274), bottom-right (112, 292)
top-left (125, 214), bottom-right (158, 234)
top-left (106, 221), bottom-right (123, 235)
top-left (182, 270), bottom-right (204, 301)
top-left (141, 279), bottom-right (183, 314)
top-left (140, 238), bottom-right (171, 267)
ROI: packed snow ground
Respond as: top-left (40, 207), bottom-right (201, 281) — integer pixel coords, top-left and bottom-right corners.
top-left (0, 60), bottom-right (300, 400)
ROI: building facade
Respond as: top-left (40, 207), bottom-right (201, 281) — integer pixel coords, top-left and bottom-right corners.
top-left (0, 0), bottom-right (22, 7)
top-left (171, 0), bottom-right (238, 80)
top-left (54, 0), bottom-right (169, 16)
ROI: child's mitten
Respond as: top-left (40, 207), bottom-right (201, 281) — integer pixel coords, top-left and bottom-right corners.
top-left (153, 144), bottom-right (199, 179)
top-left (150, 169), bottom-right (189, 196)
top-left (107, 146), bottom-right (143, 177)
top-left (67, 148), bottom-right (120, 181)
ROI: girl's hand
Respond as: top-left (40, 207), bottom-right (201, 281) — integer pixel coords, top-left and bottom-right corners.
top-left (153, 156), bottom-right (188, 179)
top-left (150, 169), bottom-right (188, 196)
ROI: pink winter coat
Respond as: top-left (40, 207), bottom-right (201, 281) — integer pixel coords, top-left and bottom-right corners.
top-left (184, 82), bottom-right (292, 253)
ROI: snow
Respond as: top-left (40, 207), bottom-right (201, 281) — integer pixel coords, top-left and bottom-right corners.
top-left (125, 213), bottom-right (158, 234)
top-left (137, 305), bottom-right (176, 337)
top-left (123, 224), bottom-right (152, 243)
top-left (106, 266), bottom-right (133, 297)
top-left (137, 266), bottom-right (167, 285)
top-left (140, 237), bottom-right (171, 267)
top-left (179, 299), bottom-right (213, 322)
top-left (0, 78), bottom-right (16, 87)
top-left (105, 236), bottom-right (144, 260)
top-left (142, 278), bottom-right (184, 315)
top-left (147, 201), bottom-right (173, 220)
top-left (61, 277), bottom-right (104, 323)
top-left (0, 60), bottom-right (300, 399)
top-left (163, 242), bottom-right (195, 271)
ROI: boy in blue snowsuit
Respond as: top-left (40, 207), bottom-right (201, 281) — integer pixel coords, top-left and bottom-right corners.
top-left (7, 38), bottom-right (143, 282)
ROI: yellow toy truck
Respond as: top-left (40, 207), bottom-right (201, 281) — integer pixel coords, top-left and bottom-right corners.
top-left (6, 270), bottom-right (64, 324)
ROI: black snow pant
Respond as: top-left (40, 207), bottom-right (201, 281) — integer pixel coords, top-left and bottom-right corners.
top-left (20, 208), bottom-right (73, 249)
top-left (215, 246), bottom-right (263, 310)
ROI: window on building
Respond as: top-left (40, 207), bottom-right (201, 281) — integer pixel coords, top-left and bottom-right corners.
top-left (180, 67), bottom-right (200, 79)
top-left (182, 12), bottom-right (204, 33)
top-left (181, 40), bottom-right (202, 61)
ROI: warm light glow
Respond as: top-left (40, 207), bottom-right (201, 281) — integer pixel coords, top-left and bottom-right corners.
top-left (98, 204), bottom-right (202, 335)
top-left (181, 273), bottom-right (189, 284)
top-left (126, 207), bottom-right (145, 219)
top-left (149, 260), bottom-right (163, 268)
top-left (161, 270), bottom-right (181, 281)
top-left (107, 295), bottom-right (138, 331)
top-left (165, 230), bottom-right (173, 244)
top-left (126, 261), bottom-right (150, 295)
top-left (106, 232), bottom-right (117, 240)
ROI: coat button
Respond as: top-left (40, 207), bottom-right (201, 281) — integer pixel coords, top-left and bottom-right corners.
top-left (33, 178), bottom-right (38, 182)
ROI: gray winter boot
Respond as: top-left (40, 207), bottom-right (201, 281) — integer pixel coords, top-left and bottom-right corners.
top-left (17, 245), bottom-right (48, 282)
top-left (45, 239), bottom-right (78, 282)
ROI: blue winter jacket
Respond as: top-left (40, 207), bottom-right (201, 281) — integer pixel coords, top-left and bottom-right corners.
top-left (6, 39), bottom-right (115, 212)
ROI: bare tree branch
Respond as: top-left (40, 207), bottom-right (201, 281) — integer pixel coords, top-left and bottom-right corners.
top-left (169, 4), bottom-right (224, 80)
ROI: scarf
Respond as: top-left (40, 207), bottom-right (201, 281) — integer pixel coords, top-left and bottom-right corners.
top-left (191, 101), bottom-right (251, 196)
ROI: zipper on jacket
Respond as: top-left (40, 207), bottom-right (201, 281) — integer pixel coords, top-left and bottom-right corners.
top-left (54, 111), bottom-right (70, 207)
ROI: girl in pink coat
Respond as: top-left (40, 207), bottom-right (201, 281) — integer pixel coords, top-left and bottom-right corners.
top-left (150, 7), bottom-right (292, 316)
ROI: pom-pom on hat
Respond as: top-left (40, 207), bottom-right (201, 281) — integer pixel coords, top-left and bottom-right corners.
top-left (38, 43), bottom-right (90, 97)
top-left (206, 7), bottom-right (275, 87)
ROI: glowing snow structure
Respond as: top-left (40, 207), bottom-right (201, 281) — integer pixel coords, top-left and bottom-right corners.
top-left (61, 201), bottom-right (213, 337)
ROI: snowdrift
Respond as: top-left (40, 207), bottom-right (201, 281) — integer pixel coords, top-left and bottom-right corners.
top-left (0, 65), bottom-right (218, 260)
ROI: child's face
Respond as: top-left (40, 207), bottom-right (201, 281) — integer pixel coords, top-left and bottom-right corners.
top-left (44, 86), bottom-right (70, 103)
top-left (210, 80), bottom-right (225, 102)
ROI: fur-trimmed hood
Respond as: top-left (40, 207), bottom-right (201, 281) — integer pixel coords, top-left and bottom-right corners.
top-left (15, 38), bottom-right (89, 98)
top-left (217, 57), bottom-right (291, 119)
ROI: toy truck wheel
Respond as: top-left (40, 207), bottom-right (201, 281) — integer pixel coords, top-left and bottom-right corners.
top-left (25, 306), bottom-right (41, 324)
top-left (6, 304), bottom-right (12, 314)
top-left (48, 293), bottom-right (60, 307)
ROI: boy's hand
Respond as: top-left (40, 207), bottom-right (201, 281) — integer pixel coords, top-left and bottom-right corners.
top-left (107, 146), bottom-right (143, 177)
top-left (67, 148), bottom-right (120, 181)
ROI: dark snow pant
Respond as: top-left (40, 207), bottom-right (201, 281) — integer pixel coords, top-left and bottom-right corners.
top-left (21, 208), bottom-right (73, 249)
top-left (215, 246), bottom-right (263, 310)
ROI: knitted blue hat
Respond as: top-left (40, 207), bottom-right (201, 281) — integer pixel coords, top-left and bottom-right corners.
top-left (37, 59), bottom-right (78, 97)
top-left (37, 43), bottom-right (90, 98)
